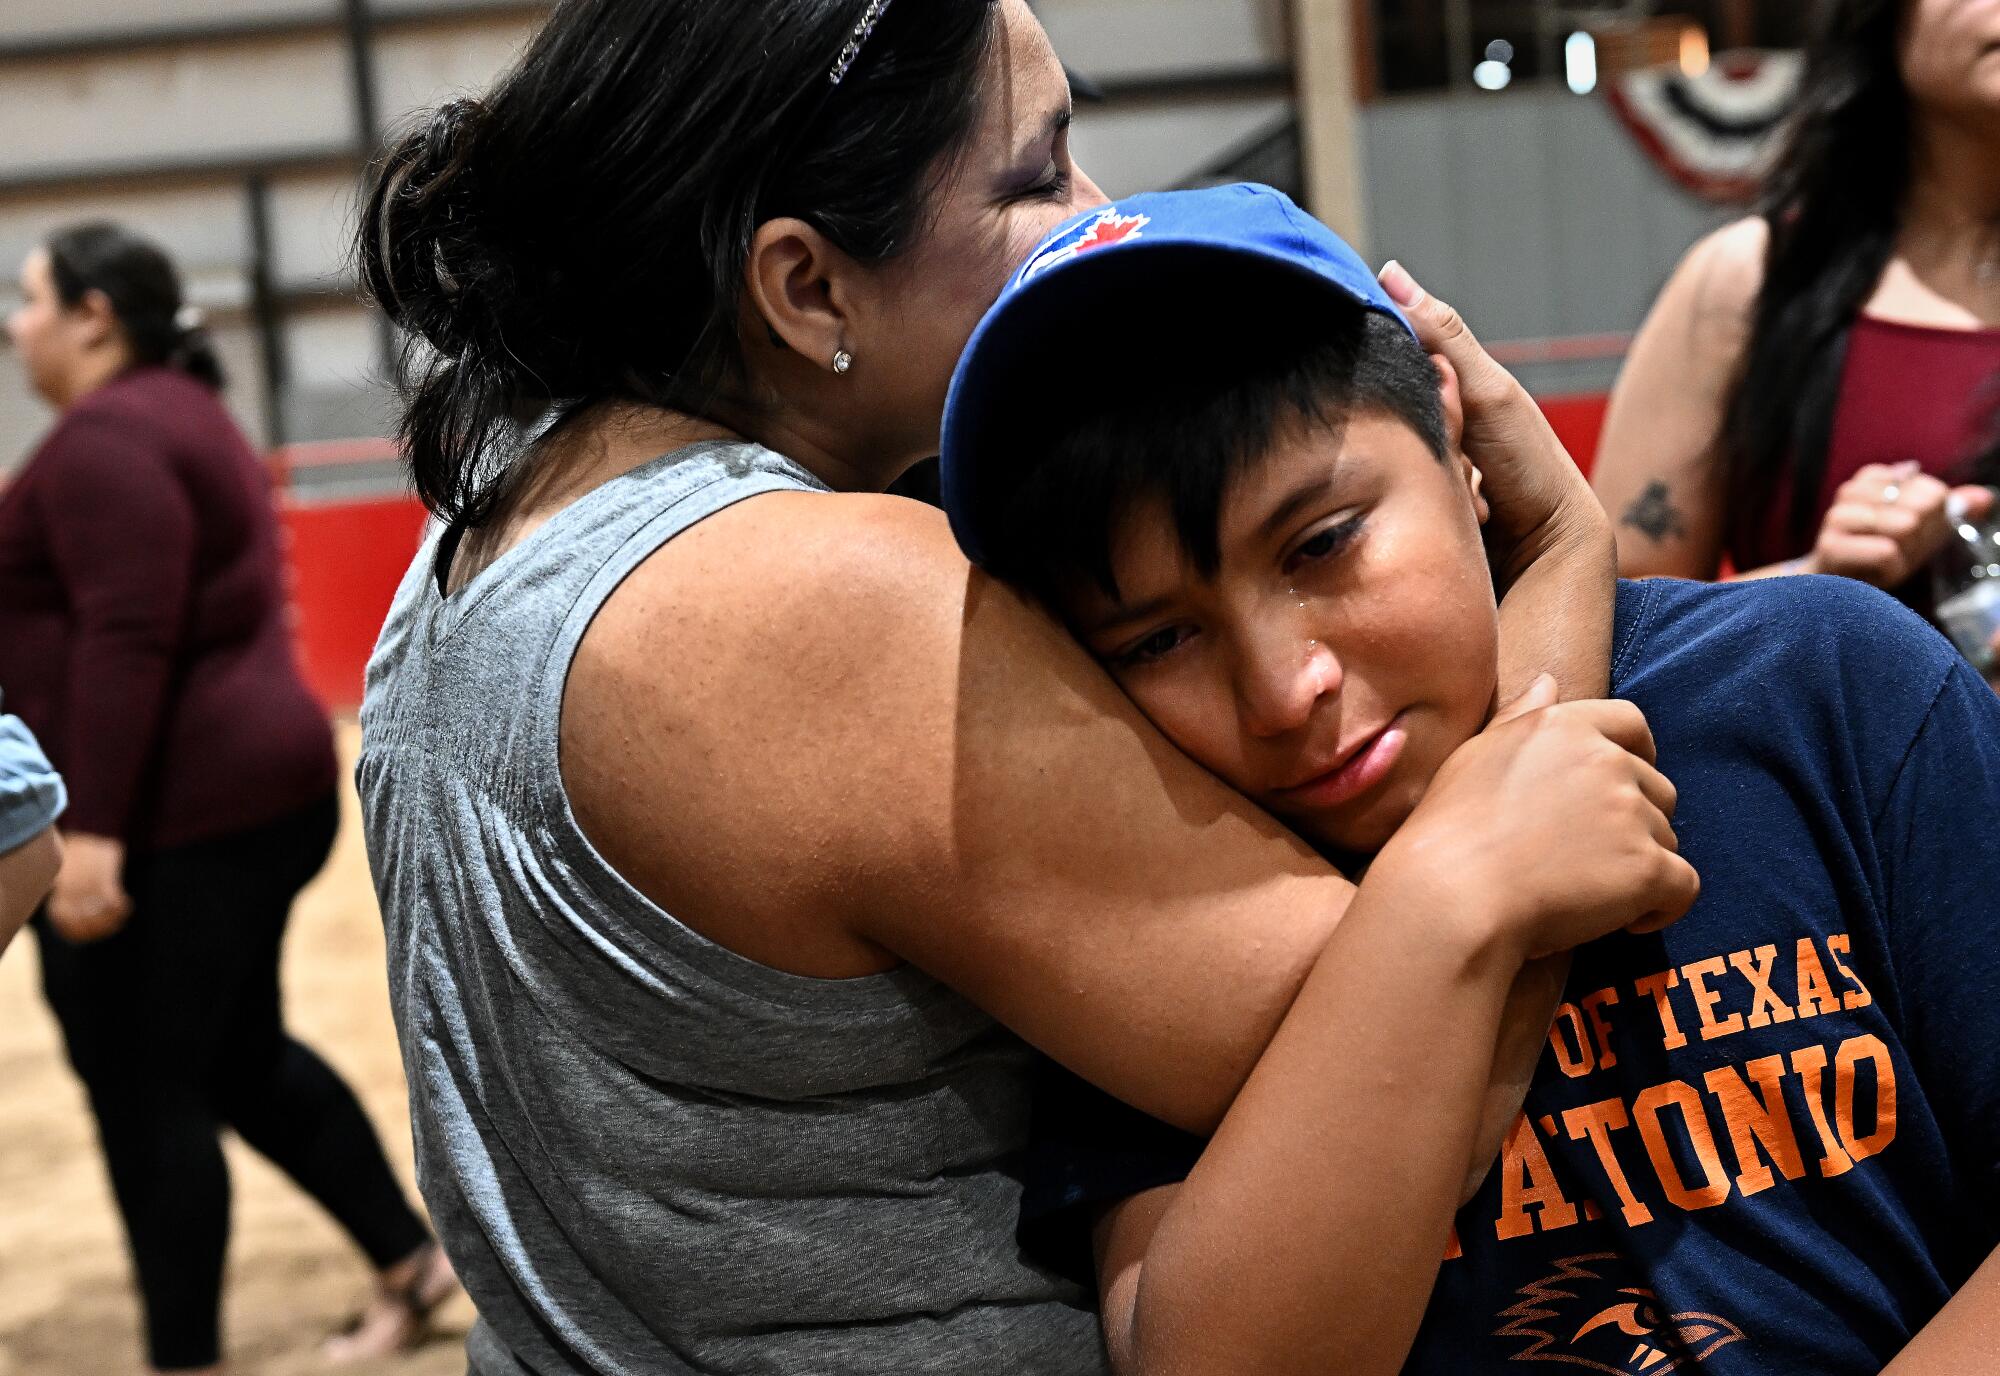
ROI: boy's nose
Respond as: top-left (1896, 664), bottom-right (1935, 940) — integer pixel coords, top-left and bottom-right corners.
top-left (1235, 629), bottom-right (1342, 740)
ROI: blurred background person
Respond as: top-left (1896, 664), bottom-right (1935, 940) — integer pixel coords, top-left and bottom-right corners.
top-left (0, 222), bottom-right (455, 1373)
top-left (0, 708), bottom-right (63, 956)
top-left (1592, 0), bottom-right (2000, 603)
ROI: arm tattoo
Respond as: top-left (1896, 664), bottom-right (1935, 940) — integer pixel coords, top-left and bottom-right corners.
top-left (1620, 480), bottom-right (1688, 545)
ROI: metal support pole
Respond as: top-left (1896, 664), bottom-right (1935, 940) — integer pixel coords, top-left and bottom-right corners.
top-left (342, 0), bottom-right (383, 155)
top-left (1292, 0), bottom-right (1372, 254)
top-left (244, 172), bottom-right (290, 450)
top-left (343, 0), bottom-right (396, 374)
top-left (1444, 0), bottom-right (1473, 92)
top-left (1718, 0), bottom-right (1756, 51)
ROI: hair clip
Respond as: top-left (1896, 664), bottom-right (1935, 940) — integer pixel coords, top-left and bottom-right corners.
top-left (829, 0), bottom-right (894, 86)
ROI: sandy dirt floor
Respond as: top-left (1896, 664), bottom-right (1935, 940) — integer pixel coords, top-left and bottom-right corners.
top-left (0, 724), bottom-right (472, 1375)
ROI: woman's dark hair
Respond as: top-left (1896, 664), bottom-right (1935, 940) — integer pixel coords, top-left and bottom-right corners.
top-left (359, 0), bottom-right (1000, 526)
top-left (46, 221), bottom-right (225, 391)
top-left (1719, 0), bottom-right (1906, 556)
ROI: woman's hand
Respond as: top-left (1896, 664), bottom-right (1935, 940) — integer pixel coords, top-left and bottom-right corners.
top-left (1379, 261), bottom-right (1616, 709)
top-left (1802, 462), bottom-right (1970, 588)
top-left (47, 832), bottom-right (132, 943)
top-left (1378, 261), bottom-right (1606, 580)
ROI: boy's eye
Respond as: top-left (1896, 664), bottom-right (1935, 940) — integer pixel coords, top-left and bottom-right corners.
top-left (1285, 518), bottom-right (1362, 575)
top-left (1111, 624), bottom-right (1193, 670)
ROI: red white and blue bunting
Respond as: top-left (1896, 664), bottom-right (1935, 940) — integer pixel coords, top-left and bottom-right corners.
top-left (1606, 50), bottom-right (1803, 203)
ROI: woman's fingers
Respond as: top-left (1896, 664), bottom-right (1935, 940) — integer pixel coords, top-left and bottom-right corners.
top-left (1378, 261), bottom-right (1592, 556)
top-left (1952, 484), bottom-right (1997, 523)
top-left (1380, 261), bottom-right (1509, 415)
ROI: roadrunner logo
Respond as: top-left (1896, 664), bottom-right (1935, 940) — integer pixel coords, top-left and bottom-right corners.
top-left (1018, 210), bottom-right (1151, 283)
top-left (1494, 1254), bottom-right (1747, 1372)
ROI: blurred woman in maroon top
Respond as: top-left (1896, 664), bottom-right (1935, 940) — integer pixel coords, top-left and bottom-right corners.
top-left (1592, 0), bottom-right (2000, 612)
top-left (1, 223), bottom-right (454, 1373)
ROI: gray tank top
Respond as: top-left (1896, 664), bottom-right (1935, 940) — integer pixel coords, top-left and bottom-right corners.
top-left (358, 441), bottom-right (1107, 1375)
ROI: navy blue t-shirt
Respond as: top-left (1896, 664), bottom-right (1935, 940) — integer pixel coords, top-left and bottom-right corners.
top-left (1021, 576), bottom-right (2000, 1373)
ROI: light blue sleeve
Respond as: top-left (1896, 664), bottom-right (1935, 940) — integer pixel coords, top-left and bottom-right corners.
top-left (0, 713), bottom-right (65, 855)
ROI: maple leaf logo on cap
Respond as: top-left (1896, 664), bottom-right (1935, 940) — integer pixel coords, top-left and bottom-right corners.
top-left (1019, 209), bottom-right (1152, 283)
top-left (1073, 211), bottom-right (1149, 253)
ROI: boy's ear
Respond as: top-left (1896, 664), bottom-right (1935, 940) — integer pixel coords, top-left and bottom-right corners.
top-left (1432, 350), bottom-right (1466, 450)
top-left (1431, 351), bottom-right (1490, 526)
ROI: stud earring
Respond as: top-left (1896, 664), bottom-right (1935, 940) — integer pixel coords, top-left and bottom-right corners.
top-left (832, 349), bottom-right (854, 375)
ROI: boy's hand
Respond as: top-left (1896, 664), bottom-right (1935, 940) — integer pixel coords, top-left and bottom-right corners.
top-left (1378, 262), bottom-right (1603, 575)
top-left (1377, 675), bottom-right (1698, 962)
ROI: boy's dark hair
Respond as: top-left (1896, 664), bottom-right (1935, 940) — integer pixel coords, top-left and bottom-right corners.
top-left (982, 275), bottom-right (1447, 604)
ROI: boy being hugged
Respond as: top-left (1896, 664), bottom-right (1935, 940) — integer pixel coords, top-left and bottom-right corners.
top-left (940, 185), bottom-right (2000, 1375)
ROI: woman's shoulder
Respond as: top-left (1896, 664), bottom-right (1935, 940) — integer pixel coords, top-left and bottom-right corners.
top-left (53, 368), bottom-right (223, 450)
top-left (612, 486), bottom-right (974, 636)
top-left (577, 486), bottom-right (982, 743)
top-left (1669, 216), bottom-right (1768, 330)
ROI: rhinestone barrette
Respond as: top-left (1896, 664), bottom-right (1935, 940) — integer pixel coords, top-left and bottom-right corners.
top-left (829, 0), bottom-right (894, 86)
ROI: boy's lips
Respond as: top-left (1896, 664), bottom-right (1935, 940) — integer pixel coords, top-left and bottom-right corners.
top-left (1272, 715), bottom-right (1408, 812)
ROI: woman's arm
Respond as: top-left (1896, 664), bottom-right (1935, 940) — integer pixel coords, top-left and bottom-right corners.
top-left (566, 510), bottom-right (1681, 1147)
top-left (36, 417), bottom-right (197, 841)
top-left (570, 495), bottom-right (1338, 1128)
top-left (1591, 218), bottom-right (1765, 580)
top-left (1381, 263), bottom-right (1616, 705)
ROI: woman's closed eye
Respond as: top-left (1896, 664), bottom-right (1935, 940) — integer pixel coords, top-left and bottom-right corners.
top-left (1009, 165), bottom-right (1072, 203)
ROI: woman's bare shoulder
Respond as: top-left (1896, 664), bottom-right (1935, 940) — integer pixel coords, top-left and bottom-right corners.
top-left (1675, 216), bottom-right (1768, 328)
top-left (580, 487), bottom-right (977, 695)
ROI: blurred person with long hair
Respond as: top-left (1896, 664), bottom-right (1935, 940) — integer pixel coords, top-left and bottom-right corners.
top-left (0, 223), bottom-right (456, 1373)
top-left (1592, 0), bottom-right (2000, 599)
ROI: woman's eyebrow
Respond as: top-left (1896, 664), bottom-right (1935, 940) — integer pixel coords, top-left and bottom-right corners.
top-left (1011, 104), bottom-right (1073, 167)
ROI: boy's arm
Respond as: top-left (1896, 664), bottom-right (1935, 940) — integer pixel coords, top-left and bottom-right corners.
top-left (1875, 657), bottom-right (2000, 1368)
top-left (1082, 864), bottom-right (1527, 1376)
top-left (1057, 693), bottom-right (1694, 1376)
top-left (1880, 1244), bottom-right (2000, 1376)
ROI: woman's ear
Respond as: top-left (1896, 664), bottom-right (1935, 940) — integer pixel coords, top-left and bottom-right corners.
top-left (743, 217), bottom-right (856, 375)
top-left (1432, 350), bottom-right (1490, 525)
top-left (75, 289), bottom-right (121, 350)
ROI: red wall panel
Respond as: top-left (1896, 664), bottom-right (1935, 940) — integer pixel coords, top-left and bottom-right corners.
top-left (276, 393), bottom-right (1615, 713)
top-left (279, 496), bottom-right (429, 713)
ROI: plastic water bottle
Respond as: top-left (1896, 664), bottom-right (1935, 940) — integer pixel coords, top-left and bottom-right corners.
top-left (1932, 488), bottom-right (2000, 678)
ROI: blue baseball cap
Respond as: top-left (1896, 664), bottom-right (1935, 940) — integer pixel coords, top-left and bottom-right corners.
top-left (940, 182), bottom-right (1411, 570)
